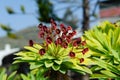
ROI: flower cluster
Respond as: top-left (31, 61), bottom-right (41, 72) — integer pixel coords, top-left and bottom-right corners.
top-left (30, 19), bottom-right (88, 63)
top-left (15, 19), bottom-right (91, 75)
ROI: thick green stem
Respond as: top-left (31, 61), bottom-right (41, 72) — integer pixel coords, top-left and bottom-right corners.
top-left (48, 70), bottom-right (71, 80)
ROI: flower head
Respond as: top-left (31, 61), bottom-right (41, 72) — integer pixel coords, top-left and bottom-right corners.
top-left (36, 20), bottom-right (89, 64)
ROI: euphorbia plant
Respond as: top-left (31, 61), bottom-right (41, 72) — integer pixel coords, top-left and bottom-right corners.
top-left (83, 21), bottom-right (120, 79)
top-left (14, 19), bottom-right (92, 80)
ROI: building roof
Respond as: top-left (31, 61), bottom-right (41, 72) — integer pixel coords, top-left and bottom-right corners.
top-left (100, 7), bottom-right (120, 18)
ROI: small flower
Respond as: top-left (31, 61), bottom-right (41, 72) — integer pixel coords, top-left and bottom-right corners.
top-left (62, 41), bottom-right (68, 48)
top-left (56, 37), bottom-right (62, 44)
top-left (60, 23), bottom-right (64, 28)
top-left (46, 36), bottom-right (52, 44)
top-left (81, 40), bottom-right (86, 46)
top-left (72, 30), bottom-right (77, 35)
top-left (51, 24), bottom-right (57, 30)
top-left (80, 58), bottom-right (84, 63)
top-left (61, 33), bottom-right (66, 38)
top-left (38, 23), bottom-right (43, 29)
top-left (38, 31), bottom-right (45, 38)
top-left (51, 19), bottom-right (57, 30)
top-left (60, 23), bottom-right (67, 33)
top-left (29, 40), bottom-right (34, 46)
top-left (69, 51), bottom-right (75, 57)
top-left (82, 48), bottom-right (89, 55)
top-left (43, 26), bottom-right (48, 32)
top-left (67, 33), bottom-right (74, 39)
top-left (50, 19), bottom-right (56, 26)
top-left (39, 48), bottom-right (45, 55)
top-left (55, 29), bottom-right (61, 34)
top-left (72, 38), bottom-right (81, 47)
top-left (66, 37), bottom-right (71, 43)
top-left (46, 29), bottom-right (50, 34)
top-left (72, 41), bottom-right (78, 47)
top-left (67, 26), bottom-right (72, 30)
top-left (38, 23), bottom-right (44, 31)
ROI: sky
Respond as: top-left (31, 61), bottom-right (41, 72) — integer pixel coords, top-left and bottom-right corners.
top-left (0, 0), bottom-right (39, 37)
top-left (0, 0), bottom-right (99, 37)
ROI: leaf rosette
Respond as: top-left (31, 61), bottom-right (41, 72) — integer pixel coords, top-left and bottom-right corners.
top-left (83, 21), bottom-right (120, 78)
top-left (14, 19), bottom-right (92, 76)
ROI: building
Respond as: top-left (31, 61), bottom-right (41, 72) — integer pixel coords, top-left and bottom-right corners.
top-left (99, 0), bottom-right (120, 22)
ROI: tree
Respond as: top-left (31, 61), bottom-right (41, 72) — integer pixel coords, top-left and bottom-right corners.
top-left (36, 0), bottom-right (60, 23)
top-left (0, 24), bottom-right (17, 39)
top-left (82, 0), bottom-right (89, 31)
top-left (35, 0), bottom-right (100, 32)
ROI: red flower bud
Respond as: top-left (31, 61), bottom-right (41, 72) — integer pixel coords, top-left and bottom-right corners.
top-left (60, 23), bottom-right (67, 33)
top-left (50, 19), bottom-right (56, 26)
top-left (51, 24), bottom-right (57, 30)
top-left (68, 33), bottom-right (74, 39)
top-left (72, 30), bottom-right (76, 35)
top-left (45, 28), bottom-right (51, 34)
top-left (46, 36), bottom-right (52, 44)
top-left (66, 37), bottom-right (71, 43)
top-left (51, 19), bottom-right (57, 30)
top-left (38, 23), bottom-right (43, 29)
top-left (43, 26), bottom-right (47, 32)
top-left (67, 26), bottom-right (72, 30)
top-left (60, 23), bottom-right (64, 28)
top-left (80, 58), bottom-right (84, 63)
top-left (29, 40), bottom-right (34, 46)
top-left (81, 40), bottom-right (86, 46)
top-left (39, 49), bottom-right (45, 55)
top-left (72, 38), bottom-right (81, 47)
top-left (55, 29), bottom-right (61, 34)
top-left (56, 37), bottom-right (62, 44)
top-left (82, 48), bottom-right (89, 55)
top-left (69, 51), bottom-right (75, 57)
top-left (62, 42), bottom-right (68, 48)
top-left (61, 33), bottom-right (66, 38)
top-left (38, 31), bottom-right (45, 38)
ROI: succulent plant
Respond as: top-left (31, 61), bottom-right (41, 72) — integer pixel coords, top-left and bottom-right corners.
top-left (14, 19), bottom-right (92, 79)
top-left (83, 21), bottom-right (120, 79)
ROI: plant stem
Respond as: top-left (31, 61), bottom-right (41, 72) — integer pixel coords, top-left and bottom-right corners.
top-left (49, 70), bottom-right (71, 80)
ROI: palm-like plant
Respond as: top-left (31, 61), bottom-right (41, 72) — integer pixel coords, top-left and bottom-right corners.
top-left (14, 19), bottom-right (92, 80)
top-left (83, 21), bottom-right (120, 79)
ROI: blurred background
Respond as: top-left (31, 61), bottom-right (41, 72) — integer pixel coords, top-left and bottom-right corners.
top-left (0, 0), bottom-right (120, 79)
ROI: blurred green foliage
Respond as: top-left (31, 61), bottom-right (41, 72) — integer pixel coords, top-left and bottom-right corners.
top-left (83, 21), bottom-right (120, 79)
top-left (6, 7), bottom-right (15, 14)
top-left (0, 24), bottom-right (18, 39)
